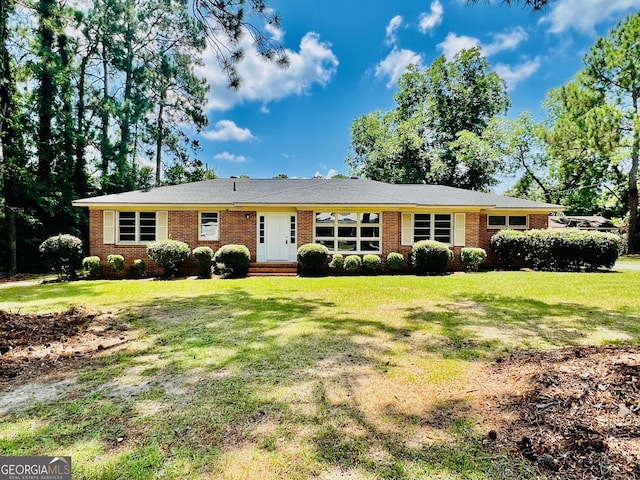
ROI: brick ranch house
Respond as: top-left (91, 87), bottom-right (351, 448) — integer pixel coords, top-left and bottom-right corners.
top-left (73, 178), bottom-right (563, 275)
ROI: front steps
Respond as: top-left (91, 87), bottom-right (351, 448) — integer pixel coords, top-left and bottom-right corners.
top-left (248, 262), bottom-right (298, 277)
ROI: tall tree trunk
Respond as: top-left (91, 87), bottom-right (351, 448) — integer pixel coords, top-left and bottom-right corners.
top-left (628, 92), bottom-right (640, 253)
top-left (100, 45), bottom-right (110, 192)
top-left (0, 0), bottom-right (18, 274)
top-left (74, 54), bottom-right (90, 196)
top-left (36, 0), bottom-right (57, 184)
top-left (155, 87), bottom-right (166, 186)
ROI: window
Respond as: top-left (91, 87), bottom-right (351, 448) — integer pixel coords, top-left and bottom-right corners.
top-left (199, 212), bottom-right (220, 240)
top-left (488, 215), bottom-right (528, 229)
top-left (118, 212), bottom-right (157, 244)
top-left (314, 212), bottom-right (381, 253)
top-left (413, 213), bottom-right (451, 244)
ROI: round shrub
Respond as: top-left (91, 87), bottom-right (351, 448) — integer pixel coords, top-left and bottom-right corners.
top-left (343, 255), bottom-right (362, 273)
top-left (213, 244), bottom-right (250, 278)
top-left (411, 240), bottom-right (452, 275)
top-left (297, 243), bottom-right (329, 276)
top-left (461, 248), bottom-right (487, 272)
top-left (490, 230), bottom-right (526, 269)
top-left (147, 239), bottom-right (190, 277)
top-left (329, 253), bottom-right (344, 271)
top-left (192, 246), bottom-right (214, 278)
top-left (362, 254), bottom-right (381, 274)
top-left (386, 252), bottom-right (404, 273)
top-left (132, 259), bottom-right (146, 277)
top-left (107, 254), bottom-right (125, 277)
top-left (39, 234), bottom-right (83, 280)
top-left (82, 256), bottom-right (101, 278)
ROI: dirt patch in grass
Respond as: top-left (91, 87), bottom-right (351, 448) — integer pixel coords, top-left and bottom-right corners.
top-left (476, 345), bottom-right (640, 480)
top-left (0, 308), bottom-right (130, 390)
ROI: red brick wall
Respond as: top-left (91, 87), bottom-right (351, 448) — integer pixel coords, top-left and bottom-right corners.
top-left (297, 211), bottom-right (314, 246)
top-left (88, 209), bottom-right (257, 276)
top-left (88, 209), bottom-right (552, 274)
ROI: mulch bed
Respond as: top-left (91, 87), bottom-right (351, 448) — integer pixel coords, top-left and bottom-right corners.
top-left (0, 308), bottom-right (129, 388)
top-left (479, 345), bottom-right (640, 479)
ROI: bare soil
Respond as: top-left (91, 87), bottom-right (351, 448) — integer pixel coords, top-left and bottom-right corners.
top-left (0, 308), bottom-right (130, 390)
top-left (477, 345), bottom-right (640, 479)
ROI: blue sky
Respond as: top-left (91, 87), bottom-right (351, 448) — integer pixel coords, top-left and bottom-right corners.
top-left (195, 0), bottom-right (639, 190)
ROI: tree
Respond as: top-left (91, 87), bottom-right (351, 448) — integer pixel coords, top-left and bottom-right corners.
top-left (192, 0), bottom-right (289, 89)
top-left (346, 48), bottom-right (510, 190)
top-left (465, 0), bottom-right (549, 11)
top-left (574, 13), bottom-right (640, 251)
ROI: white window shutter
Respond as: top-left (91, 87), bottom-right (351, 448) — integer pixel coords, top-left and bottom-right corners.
top-left (103, 210), bottom-right (115, 244)
top-left (454, 213), bottom-right (466, 247)
top-left (156, 211), bottom-right (168, 240)
top-left (401, 213), bottom-right (413, 245)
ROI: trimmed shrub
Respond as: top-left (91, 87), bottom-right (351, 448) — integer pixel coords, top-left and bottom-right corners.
top-left (132, 259), bottom-right (146, 277)
top-left (192, 246), bottom-right (214, 278)
top-left (147, 239), bottom-right (190, 277)
top-left (82, 256), bottom-right (101, 278)
top-left (411, 240), bottom-right (452, 275)
top-left (490, 229), bottom-right (620, 271)
top-left (329, 253), bottom-right (344, 271)
top-left (297, 243), bottom-right (329, 276)
top-left (490, 230), bottom-right (526, 269)
top-left (39, 234), bottom-right (83, 280)
top-left (362, 254), bottom-right (381, 274)
top-left (343, 255), bottom-right (362, 273)
top-left (107, 254), bottom-right (125, 277)
top-left (213, 244), bottom-right (250, 278)
top-left (386, 252), bottom-right (404, 273)
top-left (461, 248), bottom-right (487, 272)
top-left (523, 229), bottom-right (620, 271)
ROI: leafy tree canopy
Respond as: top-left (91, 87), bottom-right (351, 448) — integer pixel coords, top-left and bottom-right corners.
top-left (346, 48), bottom-right (510, 191)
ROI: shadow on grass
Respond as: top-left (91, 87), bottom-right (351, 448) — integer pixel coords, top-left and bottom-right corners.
top-left (0, 288), bottom-right (543, 479)
top-left (405, 293), bottom-right (640, 360)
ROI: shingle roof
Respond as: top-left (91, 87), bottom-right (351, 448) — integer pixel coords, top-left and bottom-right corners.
top-left (73, 178), bottom-right (563, 210)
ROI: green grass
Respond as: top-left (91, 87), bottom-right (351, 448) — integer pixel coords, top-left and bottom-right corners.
top-left (1, 272), bottom-right (640, 479)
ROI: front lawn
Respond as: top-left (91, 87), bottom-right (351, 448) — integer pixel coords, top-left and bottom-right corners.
top-left (1, 272), bottom-right (639, 479)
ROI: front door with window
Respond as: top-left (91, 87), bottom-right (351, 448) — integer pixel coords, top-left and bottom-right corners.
top-left (257, 213), bottom-right (297, 262)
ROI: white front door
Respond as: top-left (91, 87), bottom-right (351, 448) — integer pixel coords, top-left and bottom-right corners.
top-left (265, 213), bottom-right (293, 261)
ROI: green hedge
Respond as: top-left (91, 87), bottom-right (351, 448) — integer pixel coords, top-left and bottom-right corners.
top-left (147, 239), bottom-right (190, 277)
top-left (386, 252), bottom-right (404, 273)
top-left (132, 259), bottom-right (146, 277)
top-left (343, 255), bottom-right (362, 273)
top-left (362, 254), bottom-right (381, 274)
top-left (107, 254), bottom-right (125, 277)
top-left (490, 229), bottom-right (620, 271)
top-left (192, 246), bottom-right (214, 278)
top-left (39, 234), bottom-right (83, 280)
top-left (329, 253), bottom-right (344, 271)
top-left (82, 256), bottom-right (101, 278)
top-left (411, 240), bottom-right (453, 275)
top-left (461, 248), bottom-right (487, 272)
top-left (213, 244), bottom-right (250, 278)
top-left (297, 243), bottom-right (329, 276)
top-left (489, 230), bottom-right (526, 268)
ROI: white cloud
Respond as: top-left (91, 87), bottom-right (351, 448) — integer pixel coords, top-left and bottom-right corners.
top-left (199, 31), bottom-right (339, 111)
top-left (437, 28), bottom-right (528, 60)
top-left (437, 33), bottom-right (480, 60)
top-left (418, 0), bottom-right (444, 33)
top-left (385, 15), bottom-right (403, 45)
top-left (483, 27), bottom-right (528, 56)
top-left (494, 58), bottom-right (541, 90)
top-left (375, 48), bottom-right (423, 87)
top-left (542, 0), bottom-right (639, 34)
top-left (202, 120), bottom-right (256, 142)
top-left (213, 151), bottom-right (248, 163)
top-left (326, 169), bottom-right (338, 178)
